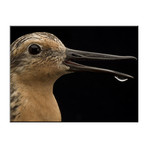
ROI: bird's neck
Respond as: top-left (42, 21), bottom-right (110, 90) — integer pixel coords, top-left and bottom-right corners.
top-left (10, 73), bottom-right (61, 121)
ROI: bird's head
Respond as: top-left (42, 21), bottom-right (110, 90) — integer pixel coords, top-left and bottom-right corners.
top-left (11, 32), bottom-right (136, 84)
top-left (11, 32), bottom-right (70, 83)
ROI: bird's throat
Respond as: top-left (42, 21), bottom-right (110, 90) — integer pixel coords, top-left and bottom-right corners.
top-left (10, 74), bottom-right (61, 122)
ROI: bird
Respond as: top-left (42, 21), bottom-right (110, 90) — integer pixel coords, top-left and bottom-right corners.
top-left (10, 32), bottom-right (136, 122)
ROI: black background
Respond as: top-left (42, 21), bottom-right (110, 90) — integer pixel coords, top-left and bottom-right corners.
top-left (10, 26), bottom-right (138, 122)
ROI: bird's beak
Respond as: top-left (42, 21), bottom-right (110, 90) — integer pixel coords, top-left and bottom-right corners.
top-left (64, 48), bottom-right (137, 79)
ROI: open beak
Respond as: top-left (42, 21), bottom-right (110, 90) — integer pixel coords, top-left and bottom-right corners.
top-left (64, 48), bottom-right (137, 79)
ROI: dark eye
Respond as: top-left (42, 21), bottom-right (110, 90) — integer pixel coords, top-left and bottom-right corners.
top-left (28, 44), bottom-right (41, 55)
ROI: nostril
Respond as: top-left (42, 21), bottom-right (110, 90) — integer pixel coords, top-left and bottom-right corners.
top-left (71, 53), bottom-right (82, 58)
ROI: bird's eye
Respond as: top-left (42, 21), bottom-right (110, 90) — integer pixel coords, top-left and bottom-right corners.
top-left (28, 44), bottom-right (41, 55)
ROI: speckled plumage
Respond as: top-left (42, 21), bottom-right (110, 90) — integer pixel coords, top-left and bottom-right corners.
top-left (10, 32), bottom-right (69, 121)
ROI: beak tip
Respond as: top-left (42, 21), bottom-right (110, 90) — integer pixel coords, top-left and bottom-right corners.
top-left (133, 57), bottom-right (137, 60)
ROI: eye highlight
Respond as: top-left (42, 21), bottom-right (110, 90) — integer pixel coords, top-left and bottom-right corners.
top-left (28, 44), bottom-right (41, 55)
